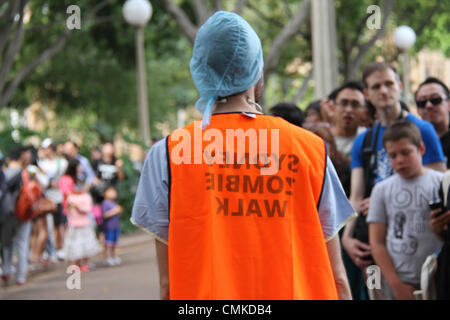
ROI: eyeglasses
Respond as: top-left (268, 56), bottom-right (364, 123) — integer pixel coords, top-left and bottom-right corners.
top-left (416, 97), bottom-right (446, 108)
top-left (336, 99), bottom-right (364, 109)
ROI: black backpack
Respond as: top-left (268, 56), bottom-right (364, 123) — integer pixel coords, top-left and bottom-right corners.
top-left (352, 126), bottom-right (382, 256)
top-left (435, 180), bottom-right (450, 299)
top-left (0, 169), bottom-right (23, 223)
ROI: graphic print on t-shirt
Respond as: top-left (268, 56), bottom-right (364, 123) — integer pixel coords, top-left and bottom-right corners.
top-left (394, 212), bottom-right (406, 239)
top-left (368, 170), bottom-right (444, 284)
top-left (375, 148), bottom-right (393, 182)
top-left (387, 184), bottom-right (430, 256)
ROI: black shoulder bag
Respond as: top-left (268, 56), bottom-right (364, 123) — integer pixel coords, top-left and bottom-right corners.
top-left (435, 182), bottom-right (450, 299)
top-left (352, 125), bottom-right (380, 255)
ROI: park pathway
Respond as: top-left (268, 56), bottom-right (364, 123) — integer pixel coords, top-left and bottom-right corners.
top-left (0, 231), bottom-right (160, 300)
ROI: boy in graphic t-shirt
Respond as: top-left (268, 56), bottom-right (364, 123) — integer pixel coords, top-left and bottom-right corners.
top-left (368, 120), bottom-right (443, 300)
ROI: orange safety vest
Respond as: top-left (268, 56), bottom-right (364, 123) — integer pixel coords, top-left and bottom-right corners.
top-left (167, 113), bottom-right (338, 300)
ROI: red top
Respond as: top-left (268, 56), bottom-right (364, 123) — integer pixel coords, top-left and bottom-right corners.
top-left (58, 175), bottom-right (74, 215)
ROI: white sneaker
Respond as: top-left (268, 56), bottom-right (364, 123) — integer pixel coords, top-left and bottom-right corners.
top-left (112, 256), bottom-right (121, 265)
top-left (106, 258), bottom-right (115, 267)
top-left (56, 250), bottom-right (66, 261)
top-left (28, 263), bottom-right (38, 272)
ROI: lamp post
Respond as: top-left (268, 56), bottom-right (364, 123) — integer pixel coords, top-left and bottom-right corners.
top-left (311, 0), bottom-right (339, 99)
top-left (123, 0), bottom-right (153, 147)
top-left (394, 26), bottom-right (416, 106)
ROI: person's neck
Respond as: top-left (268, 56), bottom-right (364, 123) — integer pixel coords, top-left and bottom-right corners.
top-left (213, 92), bottom-right (262, 114)
top-left (434, 123), bottom-right (449, 138)
top-left (331, 125), bottom-right (357, 138)
top-left (378, 103), bottom-right (403, 126)
top-left (103, 155), bottom-right (113, 163)
top-left (8, 161), bottom-right (22, 169)
top-left (403, 166), bottom-right (427, 180)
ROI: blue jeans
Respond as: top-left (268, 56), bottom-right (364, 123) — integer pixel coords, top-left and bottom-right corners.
top-left (45, 213), bottom-right (55, 258)
top-left (1, 216), bottom-right (32, 282)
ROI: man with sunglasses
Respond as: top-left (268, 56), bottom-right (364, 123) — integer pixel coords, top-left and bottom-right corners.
top-left (415, 77), bottom-right (450, 168)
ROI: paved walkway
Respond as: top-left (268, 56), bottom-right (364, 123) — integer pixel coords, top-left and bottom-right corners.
top-left (0, 231), bottom-right (161, 300)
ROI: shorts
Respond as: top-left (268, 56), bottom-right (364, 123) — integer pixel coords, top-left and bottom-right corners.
top-left (104, 229), bottom-right (120, 246)
top-left (53, 204), bottom-right (67, 227)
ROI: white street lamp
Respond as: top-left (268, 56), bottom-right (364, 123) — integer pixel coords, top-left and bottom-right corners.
top-left (123, 0), bottom-right (153, 146)
top-left (394, 26), bottom-right (416, 105)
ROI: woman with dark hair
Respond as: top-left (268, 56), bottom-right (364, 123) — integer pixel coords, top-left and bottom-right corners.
top-left (38, 140), bottom-right (69, 261)
top-left (57, 157), bottom-right (81, 259)
top-left (308, 125), bottom-right (351, 197)
top-left (28, 145), bottom-right (53, 266)
top-left (269, 102), bottom-right (305, 128)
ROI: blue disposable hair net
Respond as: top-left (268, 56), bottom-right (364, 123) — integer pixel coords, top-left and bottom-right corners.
top-left (190, 11), bottom-right (264, 129)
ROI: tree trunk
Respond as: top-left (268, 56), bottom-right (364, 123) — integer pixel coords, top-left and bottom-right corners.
top-left (0, 0), bottom-right (112, 108)
top-left (345, 0), bottom-right (395, 81)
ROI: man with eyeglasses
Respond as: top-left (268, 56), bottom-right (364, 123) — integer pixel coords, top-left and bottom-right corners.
top-left (330, 82), bottom-right (368, 160)
top-left (415, 77), bottom-right (450, 168)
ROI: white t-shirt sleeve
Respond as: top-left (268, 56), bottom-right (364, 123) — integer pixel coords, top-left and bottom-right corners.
top-left (131, 139), bottom-right (169, 244)
top-left (367, 180), bottom-right (388, 225)
top-left (318, 156), bottom-right (357, 241)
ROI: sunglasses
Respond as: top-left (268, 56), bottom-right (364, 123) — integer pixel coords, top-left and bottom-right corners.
top-left (416, 97), bottom-right (446, 108)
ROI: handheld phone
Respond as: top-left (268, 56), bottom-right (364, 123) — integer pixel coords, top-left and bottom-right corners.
top-left (428, 200), bottom-right (446, 218)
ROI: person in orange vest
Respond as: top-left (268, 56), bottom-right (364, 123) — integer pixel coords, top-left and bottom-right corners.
top-left (131, 11), bottom-right (355, 300)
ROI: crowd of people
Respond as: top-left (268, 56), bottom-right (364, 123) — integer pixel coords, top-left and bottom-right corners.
top-left (268, 66), bottom-right (450, 300)
top-left (1, 10), bottom-right (449, 300)
top-left (132, 11), bottom-right (449, 300)
top-left (0, 139), bottom-right (126, 286)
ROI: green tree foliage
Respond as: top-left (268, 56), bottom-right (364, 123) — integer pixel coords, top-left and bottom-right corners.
top-left (3, 0), bottom-right (449, 134)
top-left (6, 0), bottom-right (198, 142)
top-left (393, 0), bottom-right (450, 56)
top-left (335, 0), bottom-right (449, 81)
top-left (0, 114), bottom-right (41, 157)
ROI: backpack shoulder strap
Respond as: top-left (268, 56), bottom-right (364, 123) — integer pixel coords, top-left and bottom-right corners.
top-left (362, 128), bottom-right (374, 152)
top-left (441, 172), bottom-right (450, 208)
top-left (0, 170), bottom-right (6, 193)
top-left (362, 128), bottom-right (375, 198)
